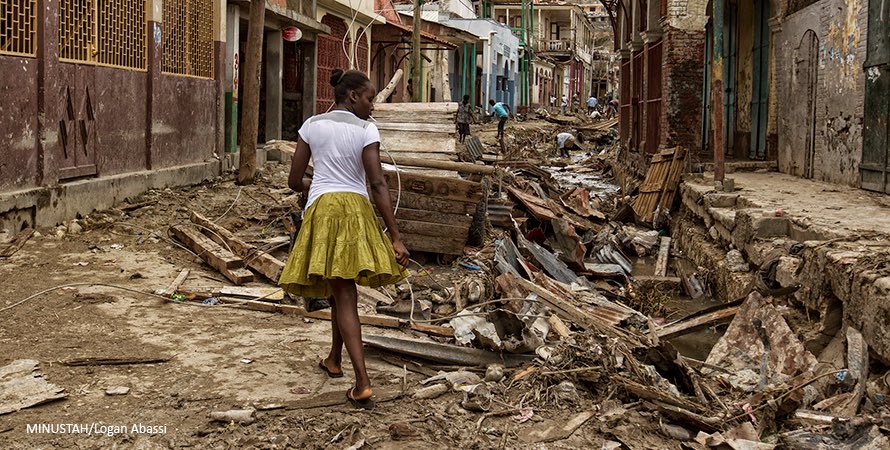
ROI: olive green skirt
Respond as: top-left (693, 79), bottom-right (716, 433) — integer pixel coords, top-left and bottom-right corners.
top-left (279, 192), bottom-right (408, 298)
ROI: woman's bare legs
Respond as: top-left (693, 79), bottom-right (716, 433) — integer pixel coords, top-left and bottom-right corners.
top-left (321, 295), bottom-right (343, 375)
top-left (328, 278), bottom-right (372, 400)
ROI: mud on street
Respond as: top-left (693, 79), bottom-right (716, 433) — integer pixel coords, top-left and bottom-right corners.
top-left (2, 115), bottom-right (890, 450)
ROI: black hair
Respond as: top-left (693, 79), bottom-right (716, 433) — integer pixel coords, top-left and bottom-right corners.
top-left (463, 94), bottom-right (470, 102)
top-left (488, 99), bottom-right (495, 105)
top-left (329, 69), bottom-right (371, 104)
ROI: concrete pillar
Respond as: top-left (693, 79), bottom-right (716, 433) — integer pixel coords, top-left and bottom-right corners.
top-left (265, 29), bottom-right (283, 141)
top-left (224, 6), bottom-right (239, 154)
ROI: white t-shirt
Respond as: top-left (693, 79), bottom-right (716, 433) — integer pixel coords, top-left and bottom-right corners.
top-left (297, 110), bottom-right (381, 209)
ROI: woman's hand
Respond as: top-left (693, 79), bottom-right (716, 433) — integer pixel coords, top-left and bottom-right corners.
top-left (392, 240), bottom-right (410, 268)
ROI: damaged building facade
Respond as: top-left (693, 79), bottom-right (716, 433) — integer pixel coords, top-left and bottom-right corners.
top-left (0, 0), bottom-right (227, 232)
top-left (613, 0), bottom-right (708, 180)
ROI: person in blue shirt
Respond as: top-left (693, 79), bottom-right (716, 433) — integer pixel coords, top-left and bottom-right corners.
top-left (488, 99), bottom-right (511, 141)
top-left (587, 95), bottom-right (598, 115)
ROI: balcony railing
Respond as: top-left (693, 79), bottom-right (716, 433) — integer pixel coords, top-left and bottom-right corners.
top-left (536, 39), bottom-right (574, 53)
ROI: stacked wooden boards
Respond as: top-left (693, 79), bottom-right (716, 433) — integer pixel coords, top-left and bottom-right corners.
top-left (375, 169), bottom-right (483, 256)
top-left (371, 102), bottom-right (460, 173)
top-left (631, 147), bottom-right (687, 222)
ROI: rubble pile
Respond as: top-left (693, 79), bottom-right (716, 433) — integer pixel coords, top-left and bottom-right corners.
top-left (71, 118), bottom-right (889, 447)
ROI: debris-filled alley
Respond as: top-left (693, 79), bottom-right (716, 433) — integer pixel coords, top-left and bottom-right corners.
top-left (2, 101), bottom-right (890, 448)
top-left (3, 0), bottom-right (890, 448)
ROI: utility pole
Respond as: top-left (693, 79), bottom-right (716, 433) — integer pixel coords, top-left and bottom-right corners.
top-left (411, 0), bottom-right (423, 102)
top-left (237, 0), bottom-right (265, 185)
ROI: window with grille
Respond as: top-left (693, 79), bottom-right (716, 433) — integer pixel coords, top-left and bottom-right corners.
top-left (0, 0), bottom-right (37, 57)
top-left (162, 0), bottom-right (213, 78)
top-left (59, 0), bottom-right (146, 69)
top-left (59, 0), bottom-right (146, 70)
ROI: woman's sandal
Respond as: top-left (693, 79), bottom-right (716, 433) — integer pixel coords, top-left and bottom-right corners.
top-left (346, 387), bottom-right (375, 410)
top-left (318, 359), bottom-right (344, 378)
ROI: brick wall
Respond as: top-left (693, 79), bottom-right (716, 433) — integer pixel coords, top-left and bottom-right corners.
top-left (661, 26), bottom-right (706, 153)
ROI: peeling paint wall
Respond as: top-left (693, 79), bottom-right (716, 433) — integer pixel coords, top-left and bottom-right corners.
top-left (0, 56), bottom-right (39, 192)
top-left (666, 0), bottom-right (709, 31)
top-left (775, 0), bottom-right (867, 186)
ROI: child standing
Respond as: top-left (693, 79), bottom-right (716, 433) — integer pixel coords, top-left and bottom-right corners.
top-left (279, 68), bottom-right (410, 410)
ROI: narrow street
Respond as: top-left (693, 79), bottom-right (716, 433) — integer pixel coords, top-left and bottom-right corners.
top-left (2, 0), bottom-right (890, 449)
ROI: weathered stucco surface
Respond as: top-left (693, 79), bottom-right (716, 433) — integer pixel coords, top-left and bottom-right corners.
top-left (775, 0), bottom-right (867, 186)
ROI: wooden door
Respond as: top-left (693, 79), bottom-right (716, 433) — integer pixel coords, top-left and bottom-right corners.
top-left (57, 64), bottom-right (98, 180)
top-left (862, 0), bottom-right (890, 193)
top-left (788, 30), bottom-right (818, 179)
top-left (750, 0), bottom-right (770, 159)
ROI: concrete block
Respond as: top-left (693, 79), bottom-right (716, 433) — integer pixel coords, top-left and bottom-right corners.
top-left (751, 215), bottom-right (790, 238)
top-left (705, 192), bottom-right (739, 208)
top-left (776, 256), bottom-right (802, 287)
top-left (709, 207), bottom-right (737, 231)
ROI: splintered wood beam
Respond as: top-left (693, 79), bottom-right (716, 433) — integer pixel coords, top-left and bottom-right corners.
top-left (157, 269), bottom-right (190, 297)
top-left (190, 212), bottom-right (283, 282)
top-left (656, 302), bottom-right (740, 339)
top-left (654, 236), bottom-right (671, 277)
top-left (169, 225), bottom-right (253, 285)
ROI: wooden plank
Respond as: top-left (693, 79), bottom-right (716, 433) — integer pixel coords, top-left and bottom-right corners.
top-left (380, 151), bottom-right (456, 161)
top-left (383, 170), bottom-right (483, 203)
top-left (60, 357), bottom-right (169, 366)
top-left (380, 154), bottom-right (496, 175)
top-left (656, 305), bottom-right (740, 339)
top-left (380, 135), bottom-right (456, 153)
top-left (218, 297), bottom-right (454, 338)
top-left (373, 102), bottom-right (458, 113)
top-left (374, 68), bottom-right (403, 103)
top-left (217, 286), bottom-right (284, 301)
top-left (220, 267), bottom-right (254, 285)
top-left (390, 191), bottom-right (479, 215)
top-left (170, 225), bottom-right (243, 271)
top-left (190, 212), bottom-right (283, 282)
top-left (654, 237), bottom-right (671, 277)
top-left (399, 233), bottom-right (466, 255)
top-left (363, 335), bottom-right (535, 367)
top-left (0, 228), bottom-right (34, 258)
top-left (157, 269), bottom-right (190, 297)
top-left (378, 123), bottom-right (456, 134)
top-left (387, 208), bottom-right (473, 228)
top-left (387, 218), bottom-right (468, 238)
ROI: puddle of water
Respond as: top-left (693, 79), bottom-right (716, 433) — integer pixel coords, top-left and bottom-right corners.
top-left (543, 159), bottom-right (620, 199)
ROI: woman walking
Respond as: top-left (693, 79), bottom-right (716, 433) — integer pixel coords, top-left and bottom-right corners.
top-left (279, 68), bottom-right (410, 410)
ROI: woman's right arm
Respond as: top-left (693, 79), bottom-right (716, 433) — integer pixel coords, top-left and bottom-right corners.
top-left (288, 137), bottom-right (312, 197)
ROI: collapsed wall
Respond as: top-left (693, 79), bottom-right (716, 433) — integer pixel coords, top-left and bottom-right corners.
top-left (674, 172), bottom-right (890, 362)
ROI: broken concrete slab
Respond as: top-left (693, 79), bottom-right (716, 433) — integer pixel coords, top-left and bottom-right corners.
top-left (0, 360), bottom-right (67, 416)
top-left (704, 292), bottom-right (817, 389)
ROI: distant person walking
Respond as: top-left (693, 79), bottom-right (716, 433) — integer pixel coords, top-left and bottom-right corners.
top-left (455, 95), bottom-right (474, 143)
top-left (489, 99), bottom-right (511, 141)
top-left (587, 95), bottom-right (598, 115)
top-left (561, 95), bottom-right (568, 114)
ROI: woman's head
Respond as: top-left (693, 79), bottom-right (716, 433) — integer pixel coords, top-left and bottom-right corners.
top-left (329, 69), bottom-right (375, 119)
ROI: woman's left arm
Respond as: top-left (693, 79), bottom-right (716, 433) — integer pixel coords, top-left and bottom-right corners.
top-left (362, 142), bottom-right (409, 268)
